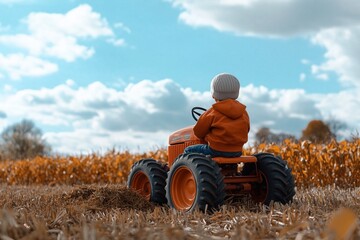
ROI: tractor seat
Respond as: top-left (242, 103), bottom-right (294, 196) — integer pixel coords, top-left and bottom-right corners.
top-left (212, 155), bottom-right (257, 164)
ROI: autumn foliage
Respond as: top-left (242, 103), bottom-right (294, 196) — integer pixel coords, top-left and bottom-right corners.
top-left (301, 119), bottom-right (333, 143)
top-left (245, 139), bottom-right (360, 188)
top-left (0, 149), bottom-right (167, 185)
top-left (0, 140), bottom-right (359, 188)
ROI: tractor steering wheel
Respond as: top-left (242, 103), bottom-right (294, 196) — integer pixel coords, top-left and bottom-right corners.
top-left (191, 107), bottom-right (207, 121)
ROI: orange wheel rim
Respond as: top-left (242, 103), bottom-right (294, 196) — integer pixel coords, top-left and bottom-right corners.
top-left (131, 171), bottom-right (151, 200)
top-left (251, 171), bottom-right (268, 203)
top-left (171, 166), bottom-right (196, 210)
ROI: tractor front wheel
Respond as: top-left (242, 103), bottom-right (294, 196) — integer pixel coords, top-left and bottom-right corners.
top-left (166, 153), bottom-right (225, 212)
top-left (127, 159), bottom-right (167, 205)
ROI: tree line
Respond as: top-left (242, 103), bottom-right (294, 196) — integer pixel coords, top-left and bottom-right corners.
top-left (0, 119), bottom-right (51, 161)
top-left (0, 118), bottom-right (350, 161)
top-left (255, 119), bottom-right (347, 145)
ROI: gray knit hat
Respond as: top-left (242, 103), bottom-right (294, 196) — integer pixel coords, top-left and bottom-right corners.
top-left (210, 73), bottom-right (240, 100)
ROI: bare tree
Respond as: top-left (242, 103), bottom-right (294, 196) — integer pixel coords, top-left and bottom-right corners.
top-left (255, 127), bottom-right (296, 144)
top-left (255, 127), bottom-right (272, 144)
top-left (326, 118), bottom-right (348, 140)
top-left (0, 119), bottom-right (51, 160)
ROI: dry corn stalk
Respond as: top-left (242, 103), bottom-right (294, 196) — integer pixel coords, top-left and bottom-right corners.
top-left (0, 140), bottom-right (358, 187)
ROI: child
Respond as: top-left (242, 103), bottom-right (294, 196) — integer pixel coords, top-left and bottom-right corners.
top-left (184, 73), bottom-right (250, 157)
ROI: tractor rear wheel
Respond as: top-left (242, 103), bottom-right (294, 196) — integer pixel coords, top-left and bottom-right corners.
top-left (284, 162), bottom-right (296, 203)
top-left (243, 153), bottom-right (295, 205)
top-left (127, 159), bottom-right (167, 205)
top-left (166, 153), bottom-right (225, 212)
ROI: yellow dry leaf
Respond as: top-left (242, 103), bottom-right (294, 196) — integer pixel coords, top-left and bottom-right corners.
top-left (258, 143), bottom-right (266, 150)
top-left (279, 221), bottom-right (309, 237)
top-left (326, 208), bottom-right (358, 240)
top-left (268, 145), bottom-right (281, 155)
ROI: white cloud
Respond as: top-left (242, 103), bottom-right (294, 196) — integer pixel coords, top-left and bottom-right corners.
top-left (301, 59), bottom-right (310, 65)
top-left (107, 38), bottom-right (126, 47)
top-left (1, 79), bottom-right (359, 154)
top-left (0, 4), bottom-right (125, 79)
top-left (0, 4), bottom-right (113, 62)
top-left (26, 4), bottom-right (113, 38)
top-left (311, 26), bottom-right (360, 87)
top-left (316, 73), bottom-right (329, 81)
top-left (315, 90), bottom-right (360, 124)
top-left (170, 0), bottom-right (360, 89)
top-left (241, 84), bottom-right (323, 134)
top-left (171, 0), bottom-right (360, 37)
top-left (3, 84), bottom-right (13, 92)
top-left (65, 79), bottom-right (75, 87)
top-left (299, 73), bottom-right (306, 82)
top-left (45, 129), bottom-right (170, 155)
top-left (0, 53), bottom-right (58, 80)
top-left (0, 79), bottom-right (195, 153)
top-left (114, 22), bottom-right (131, 34)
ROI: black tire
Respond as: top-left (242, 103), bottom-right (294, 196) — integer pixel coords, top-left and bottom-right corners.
top-left (166, 153), bottom-right (225, 212)
top-left (284, 162), bottom-right (296, 203)
top-left (244, 153), bottom-right (295, 205)
top-left (127, 158), bottom-right (167, 205)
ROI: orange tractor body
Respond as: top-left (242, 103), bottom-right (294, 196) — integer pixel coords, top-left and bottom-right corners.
top-left (168, 126), bottom-right (259, 190)
top-left (128, 108), bottom-right (295, 212)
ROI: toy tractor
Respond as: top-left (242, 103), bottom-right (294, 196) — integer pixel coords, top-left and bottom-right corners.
top-left (127, 107), bottom-right (296, 212)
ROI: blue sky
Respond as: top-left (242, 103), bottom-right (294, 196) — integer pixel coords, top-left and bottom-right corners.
top-left (0, 0), bottom-right (359, 154)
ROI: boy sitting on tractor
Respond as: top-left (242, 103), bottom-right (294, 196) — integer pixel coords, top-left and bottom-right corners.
top-left (184, 73), bottom-right (250, 157)
top-left (127, 73), bottom-right (295, 212)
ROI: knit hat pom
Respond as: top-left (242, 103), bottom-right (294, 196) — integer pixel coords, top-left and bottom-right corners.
top-left (210, 73), bottom-right (240, 100)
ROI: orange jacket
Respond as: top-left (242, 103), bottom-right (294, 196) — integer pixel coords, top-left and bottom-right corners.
top-left (193, 99), bottom-right (250, 152)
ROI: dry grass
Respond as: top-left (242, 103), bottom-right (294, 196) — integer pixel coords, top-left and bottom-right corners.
top-left (0, 140), bottom-right (359, 239)
top-left (0, 184), bottom-right (359, 239)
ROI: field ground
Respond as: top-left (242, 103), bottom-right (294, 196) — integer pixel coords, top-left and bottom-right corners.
top-left (0, 184), bottom-right (359, 239)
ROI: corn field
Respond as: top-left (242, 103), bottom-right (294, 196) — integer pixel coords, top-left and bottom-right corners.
top-left (0, 140), bottom-right (359, 239)
top-left (0, 139), bottom-right (359, 188)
